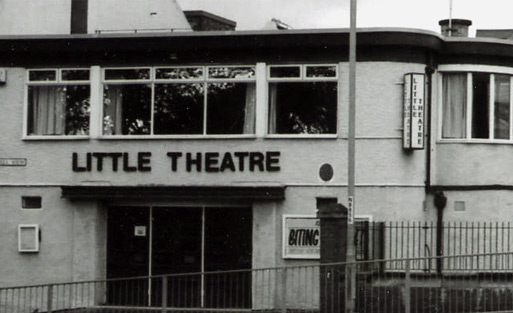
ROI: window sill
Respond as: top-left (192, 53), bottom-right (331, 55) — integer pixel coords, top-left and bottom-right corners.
top-left (23, 135), bottom-right (90, 141)
top-left (98, 134), bottom-right (258, 140)
top-left (264, 134), bottom-right (338, 139)
top-left (438, 138), bottom-right (513, 145)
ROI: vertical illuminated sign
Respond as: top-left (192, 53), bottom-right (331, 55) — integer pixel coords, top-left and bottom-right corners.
top-left (403, 73), bottom-right (425, 149)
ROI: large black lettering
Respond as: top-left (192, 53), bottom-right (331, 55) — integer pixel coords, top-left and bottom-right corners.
top-left (92, 152), bottom-right (108, 171)
top-left (313, 229), bottom-right (320, 246)
top-left (220, 152), bottom-right (236, 172)
top-left (167, 152), bottom-right (183, 171)
top-left (72, 153), bottom-right (86, 172)
top-left (297, 229), bottom-right (305, 246)
top-left (288, 229), bottom-right (320, 246)
top-left (86, 153), bottom-right (92, 171)
top-left (186, 152), bottom-right (202, 172)
top-left (249, 152), bottom-right (264, 172)
top-left (288, 229), bottom-right (297, 246)
top-left (108, 153), bottom-right (122, 172)
top-left (123, 153), bottom-right (137, 172)
top-left (234, 152), bottom-right (249, 171)
top-left (266, 151), bottom-right (280, 172)
top-left (205, 152), bottom-right (220, 172)
top-left (305, 229), bottom-right (316, 246)
top-left (137, 152), bottom-right (152, 172)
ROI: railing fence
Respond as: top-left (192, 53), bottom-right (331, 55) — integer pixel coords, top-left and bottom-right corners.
top-left (356, 221), bottom-right (513, 271)
top-left (3, 253), bottom-right (513, 313)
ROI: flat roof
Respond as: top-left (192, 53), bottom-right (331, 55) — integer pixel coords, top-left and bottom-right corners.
top-left (1, 27), bottom-right (513, 67)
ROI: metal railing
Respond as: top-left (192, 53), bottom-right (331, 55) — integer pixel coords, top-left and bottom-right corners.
top-left (357, 221), bottom-right (513, 271)
top-left (94, 28), bottom-right (192, 34)
top-left (353, 252), bottom-right (513, 313)
top-left (3, 252), bottom-right (513, 313)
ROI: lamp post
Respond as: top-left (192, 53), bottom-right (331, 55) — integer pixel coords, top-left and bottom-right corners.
top-left (347, 0), bottom-right (357, 312)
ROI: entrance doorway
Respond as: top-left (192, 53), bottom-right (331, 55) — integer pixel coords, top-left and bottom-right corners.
top-left (106, 206), bottom-right (252, 307)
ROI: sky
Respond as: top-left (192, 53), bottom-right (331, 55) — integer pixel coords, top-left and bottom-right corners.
top-left (177, 0), bottom-right (513, 35)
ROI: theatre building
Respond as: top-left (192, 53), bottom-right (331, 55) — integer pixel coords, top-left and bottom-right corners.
top-left (4, 1), bottom-right (513, 307)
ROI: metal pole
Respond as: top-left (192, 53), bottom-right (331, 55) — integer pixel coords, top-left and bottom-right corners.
top-left (347, 0), bottom-right (357, 313)
top-left (47, 285), bottom-right (53, 313)
top-left (161, 276), bottom-right (168, 313)
top-left (448, 0), bottom-right (453, 37)
top-left (348, 0), bottom-right (357, 215)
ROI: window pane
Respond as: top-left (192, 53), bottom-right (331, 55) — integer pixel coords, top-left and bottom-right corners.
top-left (103, 84), bottom-right (151, 135)
top-left (27, 85), bottom-right (90, 135)
top-left (472, 73), bottom-right (490, 139)
top-left (29, 70), bottom-right (56, 81)
top-left (207, 83), bottom-right (256, 134)
top-left (269, 82), bottom-right (337, 134)
top-left (153, 83), bottom-right (204, 135)
top-left (306, 66), bottom-right (337, 78)
top-left (156, 67), bottom-right (203, 80)
top-left (152, 207), bottom-right (202, 274)
top-left (269, 66), bottom-right (300, 78)
top-left (62, 69), bottom-right (90, 81)
top-left (494, 74), bottom-right (510, 140)
top-left (442, 73), bottom-right (467, 138)
top-left (105, 69), bottom-right (150, 80)
top-left (208, 67), bottom-right (255, 79)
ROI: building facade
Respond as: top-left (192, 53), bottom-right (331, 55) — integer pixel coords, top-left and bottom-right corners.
top-left (2, 2), bottom-right (513, 300)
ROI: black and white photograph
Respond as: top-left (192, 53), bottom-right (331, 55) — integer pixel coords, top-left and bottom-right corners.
top-left (2, 0), bottom-right (513, 312)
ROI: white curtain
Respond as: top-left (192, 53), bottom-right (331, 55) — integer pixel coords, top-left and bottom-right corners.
top-left (243, 83), bottom-right (256, 134)
top-left (268, 84), bottom-right (278, 134)
top-left (30, 86), bottom-right (66, 135)
top-left (103, 85), bottom-right (123, 135)
top-left (494, 75), bottom-right (510, 139)
top-left (442, 74), bottom-right (467, 138)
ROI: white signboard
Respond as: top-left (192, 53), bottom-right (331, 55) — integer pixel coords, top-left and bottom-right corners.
top-left (134, 226), bottom-right (147, 237)
top-left (0, 158), bottom-right (27, 166)
top-left (282, 215), bottom-right (320, 259)
top-left (18, 224), bottom-right (39, 253)
top-left (403, 73), bottom-right (425, 149)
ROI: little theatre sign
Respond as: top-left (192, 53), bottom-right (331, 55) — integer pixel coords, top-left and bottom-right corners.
top-left (72, 151), bottom-right (281, 173)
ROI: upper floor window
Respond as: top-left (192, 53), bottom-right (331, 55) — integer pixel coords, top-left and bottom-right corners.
top-left (27, 69), bottom-right (90, 136)
top-left (268, 65), bottom-right (338, 135)
top-left (102, 66), bottom-right (256, 136)
top-left (442, 72), bottom-right (511, 140)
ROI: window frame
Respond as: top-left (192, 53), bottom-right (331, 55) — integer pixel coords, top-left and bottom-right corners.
top-left (18, 224), bottom-right (40, 253)
top-left (23, 68), bottom-right (91, 140)
top-left (439, 65), bottom-right (513, 144)
top-left (266, 64), bottom-right (339, 138)
top-left (100, 65), bottom-right (258, 139)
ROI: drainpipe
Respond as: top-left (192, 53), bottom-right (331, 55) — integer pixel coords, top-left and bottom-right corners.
top-left (434, 191), bottom-right (447, 274)
top-left (425, 58), bottom-right (435, 193)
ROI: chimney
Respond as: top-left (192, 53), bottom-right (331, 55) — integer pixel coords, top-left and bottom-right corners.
top-left (439, 19), bottom-right (472, 37)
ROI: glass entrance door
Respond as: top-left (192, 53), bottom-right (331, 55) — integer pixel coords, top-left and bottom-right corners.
top-left (106, 206), bottom-right (150, 306)
top-left (151, 207), bottom-right (203, 307)
top-left (106, 205), bottom-right (252, 308)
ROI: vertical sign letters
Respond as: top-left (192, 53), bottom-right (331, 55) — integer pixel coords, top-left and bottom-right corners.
top-left (403, 73), bottom-right (425, 150)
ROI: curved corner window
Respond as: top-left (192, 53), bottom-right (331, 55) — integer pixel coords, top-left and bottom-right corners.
top-left (268, 65), bottom-right (338, 135)
top-left (26, 69), bottom-right (90, 136)
top-left (102, 66), bottom-right (256, 136)
top-left (442, 72), bottom-right (511, 141)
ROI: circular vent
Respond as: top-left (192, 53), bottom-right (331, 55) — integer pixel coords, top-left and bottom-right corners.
top-left (319, 163), bottom-right (334, 181)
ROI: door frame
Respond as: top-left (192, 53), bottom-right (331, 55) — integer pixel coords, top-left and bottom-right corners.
top-left (106, 203), bottom-right (253, 306)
